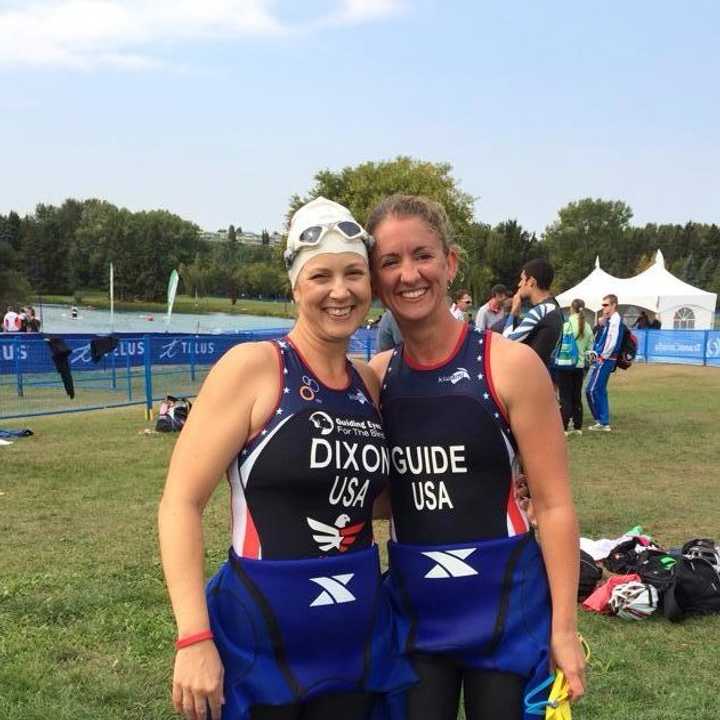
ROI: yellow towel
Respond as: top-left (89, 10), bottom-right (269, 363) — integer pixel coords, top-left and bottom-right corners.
top-left (545, 670), bottom-right (572, 720)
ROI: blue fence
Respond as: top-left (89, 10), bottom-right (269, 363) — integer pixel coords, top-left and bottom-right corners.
top-left (0, 329), bottom-right (377, 420)
top-left (633, 329), bottom-right (720, 367)
top-left (1, 328), bottom-right (718, 420)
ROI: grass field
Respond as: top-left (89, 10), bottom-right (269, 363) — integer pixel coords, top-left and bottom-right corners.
top-left (1, 364), bottom-right (719, 719)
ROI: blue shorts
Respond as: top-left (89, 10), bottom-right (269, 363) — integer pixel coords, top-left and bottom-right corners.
top-left (207, 545), bottom-right (415, 719)
top-left (385, 533), bottom-right (552, 719)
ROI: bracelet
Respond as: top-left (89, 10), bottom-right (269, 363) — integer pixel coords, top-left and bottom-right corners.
top-left (175, 630), bottom-right (214, 650)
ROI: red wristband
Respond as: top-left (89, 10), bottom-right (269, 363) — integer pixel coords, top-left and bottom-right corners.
top-left (175, 630), bottom-right (214, 650)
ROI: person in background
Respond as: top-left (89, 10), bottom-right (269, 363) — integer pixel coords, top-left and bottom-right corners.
top-left (649, 316), bottom-right (662, 329)
top-left (489, 297), bottom-right (514, 333)
top-left (376, 308), bottom-right (403, 351)
top-left (503, 259), bottom-right (563, 368)
top-left (585, 294), bottom-right (622, 432)
top-left (556, 299), bottom-right (595, 435)
top-left (449, 288), bottom-right (473, 321)
top-left (28, 307), bottom-right (41, 332)
top-left (474, 284), bottom-right (508, 331)
top-left (2, 306), bottom-right (20, 332)
top-left (633, 311), bottom-right (649, 329)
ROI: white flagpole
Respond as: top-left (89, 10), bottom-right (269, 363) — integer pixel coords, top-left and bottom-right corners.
top-left (109, 262), bottom-right (114, 332)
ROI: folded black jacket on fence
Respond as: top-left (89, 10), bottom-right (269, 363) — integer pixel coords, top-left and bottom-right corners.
top-left (46, 337), bottom-right (75, 399)
top-left (90, 335), bottom-right (119, 363)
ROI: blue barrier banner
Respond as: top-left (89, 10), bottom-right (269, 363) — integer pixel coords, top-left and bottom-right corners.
top-left (706, 331), bottom-right (720, 367)
top-left (637, 329), bottom-right (708, 365)
top-left (0, 332), bottom-right (287, 375)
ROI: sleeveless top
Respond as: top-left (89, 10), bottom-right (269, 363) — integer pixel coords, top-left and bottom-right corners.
top-left (228, 337), bottom-right (388, 560)
top-left (379, 324), bottom-right (529, 544)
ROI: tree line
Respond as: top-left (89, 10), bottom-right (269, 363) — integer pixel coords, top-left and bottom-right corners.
top-left (2, 156), bottom-right (719, 308)
top-left (0, 199), bottom-right (287, 306)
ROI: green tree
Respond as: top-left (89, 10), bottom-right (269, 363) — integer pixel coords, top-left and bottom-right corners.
top-left (0, 218), bottom-right (32, 306)
top-left (22, 199), bottom-right (85, 293)
top-left (261, 229), bottom-right (270, 246)
top-left (695, 256), bottom-right (715, 289)
top-left (289, 156), bottom-right (474, 242)
top-left (544, 198), bottom-right (634, 289)
top-left (484, 220), bottom-right (544, 291)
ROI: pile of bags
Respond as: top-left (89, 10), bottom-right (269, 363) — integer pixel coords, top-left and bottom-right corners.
top-left (155, 396), bottom-right (192, 433)
top-left (577, 532), bottom-right (720, 622)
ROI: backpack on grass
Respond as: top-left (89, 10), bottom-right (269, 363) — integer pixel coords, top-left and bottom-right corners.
top-left (663, 557), bottom-right (720, 621)
top-left (578, 550), bottom-right (603, 602)
top-left (155, 396), bottom-right (192, 433)
top-left (615, 323), bottom-right (637, 370)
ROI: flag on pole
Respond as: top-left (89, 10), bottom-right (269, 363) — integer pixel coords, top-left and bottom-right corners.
top-left (166, 269), bottom-right (180, 329)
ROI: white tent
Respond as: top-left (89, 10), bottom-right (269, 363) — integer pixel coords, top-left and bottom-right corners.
top-left (556, 251), bottom-right (717, 330)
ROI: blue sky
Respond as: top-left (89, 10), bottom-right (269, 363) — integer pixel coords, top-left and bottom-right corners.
top-left (1, 0), bottom-right (719, 234)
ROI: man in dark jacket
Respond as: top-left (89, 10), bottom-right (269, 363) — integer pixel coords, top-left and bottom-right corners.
top-left (502, 258), bottom-right (563, 367)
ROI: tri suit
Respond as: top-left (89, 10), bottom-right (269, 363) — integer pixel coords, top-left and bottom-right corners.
top-left (380, 324), bottom-right (552, 720)
top-left (206, 338), bottom-right (414, 719)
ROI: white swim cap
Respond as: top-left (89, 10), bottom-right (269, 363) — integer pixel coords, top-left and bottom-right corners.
top-left (285, 197), bottom-right (372, 287)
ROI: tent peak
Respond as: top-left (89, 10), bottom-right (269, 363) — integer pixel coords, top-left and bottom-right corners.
top-left (655, 249), bottom-right (665, 268)
top-left (594, 256), bottom-right (600, 269)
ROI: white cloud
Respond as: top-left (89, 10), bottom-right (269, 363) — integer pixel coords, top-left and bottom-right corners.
top-left (0, 0), bottom-right (406, 69)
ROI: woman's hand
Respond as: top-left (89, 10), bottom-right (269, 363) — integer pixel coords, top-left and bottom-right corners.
top-left (551, 630), bottom-right (586, 702)
top-left (172, 640), bottom-right (225, 720)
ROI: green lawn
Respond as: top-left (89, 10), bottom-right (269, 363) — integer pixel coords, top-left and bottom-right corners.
top-left (1, 363), bottom-right (718, 719)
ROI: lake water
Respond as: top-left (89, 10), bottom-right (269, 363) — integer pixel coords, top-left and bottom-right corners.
top-left (35, 304), bottom-right (295, 335)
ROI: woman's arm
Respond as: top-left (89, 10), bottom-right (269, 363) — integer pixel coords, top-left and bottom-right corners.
top-left (492, 338), bottom-right (586, 701)
top-left (158, 342), bottom-right (278, 720)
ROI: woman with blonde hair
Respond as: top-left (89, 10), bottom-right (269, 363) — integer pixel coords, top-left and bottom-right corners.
top-left (556, 298), bottom-right (595, 435)
top-left (368, 194), bottom-right (585, 720)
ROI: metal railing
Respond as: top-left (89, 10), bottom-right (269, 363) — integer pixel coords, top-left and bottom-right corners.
top-left (0, 329), bottom-right (377, 420)
top-left (1, 327), bottom-right (718, 420)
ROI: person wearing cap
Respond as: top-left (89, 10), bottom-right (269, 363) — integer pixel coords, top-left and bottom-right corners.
top-left (474, 284), bottom-right (509, 332)
top-left (367, 194), bottom-right (585, 720)
top-left (159, 198), bottom-right (413, 720)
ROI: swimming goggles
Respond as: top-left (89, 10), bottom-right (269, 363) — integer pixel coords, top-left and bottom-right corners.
top-left (283, 221), bottom-right (374, 270)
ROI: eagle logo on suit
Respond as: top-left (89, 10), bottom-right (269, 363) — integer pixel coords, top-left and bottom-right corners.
top-left (306, 514), bottom-right (366, 552)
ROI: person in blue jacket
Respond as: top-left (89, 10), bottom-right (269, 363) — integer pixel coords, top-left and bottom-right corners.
top-left (367, 194), bottom-right (586, 720)
top-left (585, 294), bottom-right (623, 431)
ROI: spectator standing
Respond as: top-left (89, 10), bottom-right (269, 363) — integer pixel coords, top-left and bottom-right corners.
top-left (556, 299), bottom-right (595, 435)
top-left (3, 306), bottom-right (20, 332)
top-left (376, 309), bottom-right (403, 351)
top-left (585, 294), bottom-right (623, 431)
top-left (633, 311), bottom-right (649, 329)
top-left (26, 307), bottom-right (41, 332)
top-left (474, 284), bottom-right (508, 331)
top-left (449, 288), bottom-right (472, 321)
top-left (503, 259), bottom-right (564, 367)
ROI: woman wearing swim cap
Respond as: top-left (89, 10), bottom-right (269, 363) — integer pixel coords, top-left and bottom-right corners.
top-left (367, 195), bottom-right (586, 720)
top-left (159, 198), bottom-right (413, 720)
